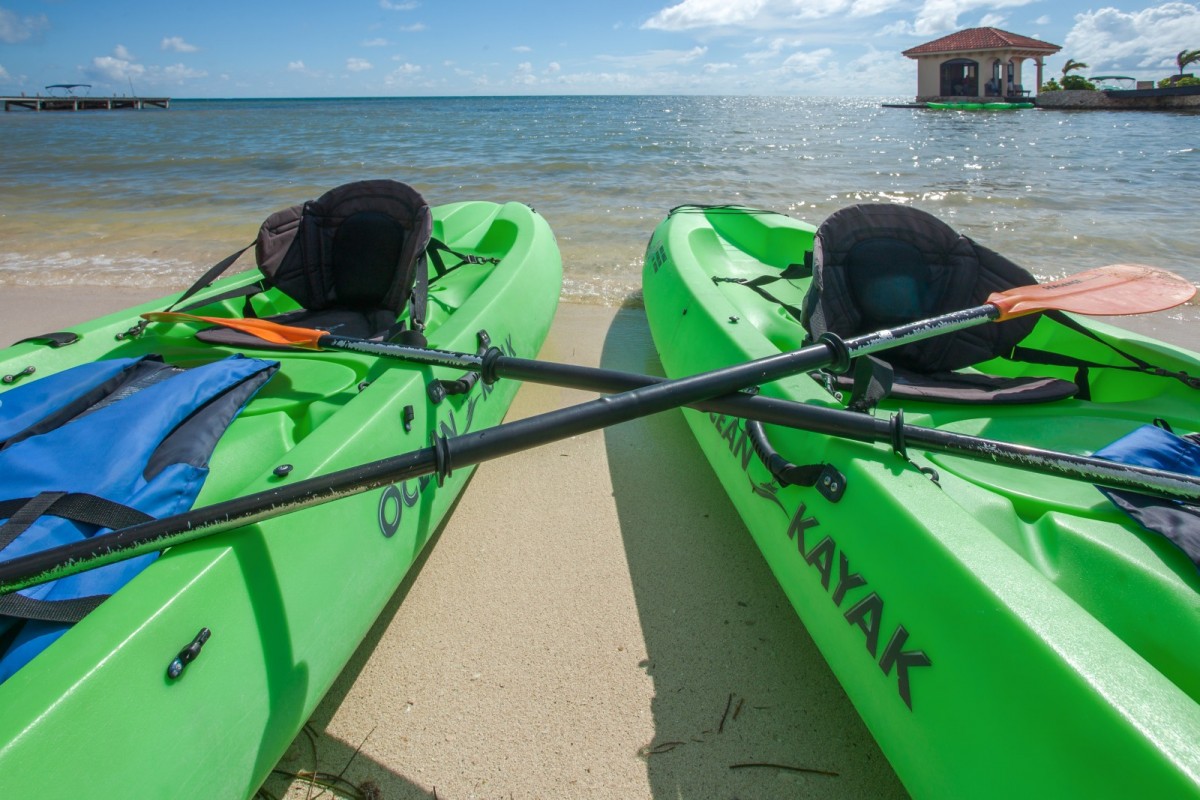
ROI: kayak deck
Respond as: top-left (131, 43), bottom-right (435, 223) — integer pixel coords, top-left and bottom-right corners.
top-left (643, 204), bottom-right (1200, 798)
top-left (0, 200), bottom-right (561, 798)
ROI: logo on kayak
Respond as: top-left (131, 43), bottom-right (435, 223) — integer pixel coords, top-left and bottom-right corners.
top-left (647, 241), bottom-right (667, 274)
top-left (377, 334), bottom-right (518, 538)
top-left (709, 412), bottom-right (932, 710)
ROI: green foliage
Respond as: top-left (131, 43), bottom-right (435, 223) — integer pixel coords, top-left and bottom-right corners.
top-left (1061, 59), bottom-right (1089, 76)
top-left (1177, 49), bottom-right (1200, 75)
top-left (1158, 75), bottom-right (1200, 87)
top-left (1060, 75), bottom-right (1096, 91)
top-left (1040, 78), bottom-right (1062, 92)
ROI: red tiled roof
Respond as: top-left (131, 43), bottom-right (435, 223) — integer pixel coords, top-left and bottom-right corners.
top-left (902, 27), bottom-right (1061, 57)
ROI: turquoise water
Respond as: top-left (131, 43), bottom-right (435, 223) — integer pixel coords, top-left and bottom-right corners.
top-left (1, 95), bottom-right (1196, 322)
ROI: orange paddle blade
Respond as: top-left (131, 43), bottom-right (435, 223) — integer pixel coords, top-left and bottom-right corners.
top-left (141, 312), bottom-right (327, 349)
top-left (988, 264), bottom-right (1196, 320)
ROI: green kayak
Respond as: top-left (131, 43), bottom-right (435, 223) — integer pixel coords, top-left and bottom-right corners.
top-left (642, 204), bottom-right (1200, 798)
top-left (926, 101), bottom-right (1033, 110)
top-left (0, 191), bottom-right (561, 797)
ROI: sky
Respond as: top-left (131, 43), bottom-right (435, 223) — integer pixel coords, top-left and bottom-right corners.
top-left (0, 0), bottom-right (1197, 97)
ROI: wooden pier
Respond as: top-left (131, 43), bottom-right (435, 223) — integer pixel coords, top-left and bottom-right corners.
top-left (2, 96), bottom-right (170, 112)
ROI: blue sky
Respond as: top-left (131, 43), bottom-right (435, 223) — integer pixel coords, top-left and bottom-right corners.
top-left (1, 0), bottom-right (1197, 97)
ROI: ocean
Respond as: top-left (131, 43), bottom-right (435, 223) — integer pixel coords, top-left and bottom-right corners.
top-left (1, 95), bottom-right (1196, 329)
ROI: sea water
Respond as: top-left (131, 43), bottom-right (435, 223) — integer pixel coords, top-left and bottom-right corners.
top-left (1, 95), bottom-right (1196, 327)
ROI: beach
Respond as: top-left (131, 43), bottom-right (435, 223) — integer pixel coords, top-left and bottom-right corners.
top-left (1, 94), bottom-right (1195, 798)
top-left (0, 287), bottom-right (907, 799)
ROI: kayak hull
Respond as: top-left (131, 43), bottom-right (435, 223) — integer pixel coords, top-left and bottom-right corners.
top-left (926, 101), bottom-right (1034, 110)
top-left (0, 200), bottom-right (561, 798)
top-left (642, 205), bottom-right (1200, 798)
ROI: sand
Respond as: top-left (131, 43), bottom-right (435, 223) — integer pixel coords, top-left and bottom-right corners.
top-left (0, 287), bottom-right (906, 799)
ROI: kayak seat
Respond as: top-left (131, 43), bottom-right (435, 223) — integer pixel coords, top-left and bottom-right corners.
top-left (802, 204), bottom-right (1078, 406)
top-left (195, 179), bottom-right (434, 349)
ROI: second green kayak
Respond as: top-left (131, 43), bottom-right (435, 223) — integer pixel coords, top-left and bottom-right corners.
top-left (642, 203), bottom-right (1200, 798)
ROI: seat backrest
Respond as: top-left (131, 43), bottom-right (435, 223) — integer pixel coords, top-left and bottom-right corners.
top-left (802, 203), bottom-right (1040, 374)
top-left (256, 179), bottom-right (432, 317)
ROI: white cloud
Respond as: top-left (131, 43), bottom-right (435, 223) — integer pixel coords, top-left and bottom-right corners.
top-left (514, 45), bottom-right (532, 52)
top-left (380, 0), bottom-right (418, 9)
top-left (642, 0), bottom-right (903, 30)
top-left (911, 0), bottom-right (1038, 36)
top-left (161, 36), bottom-right (198, 53)
top-left (514, 62), bottom-right (536, 85)
top-left (346, 58), bottom-right (373, 72)
top-left (781, 47), bottom-right (834, 72)
top-left (88, 55), bottom-right (146, 82)
top-left (704, 62), bottom-right (738, 73)
top-left (547, 61), bottom-right (561, 73)
top-left (744, 36), bottom-right (803, 64)
top-left (114, 44), bottom-right (135, 61)
top-left (0, 63), bottom-right (9, 81)
top-left (0, 8), bottom-right (48, 43)
top-left (362, 37), bottom-right (389, 47)
top-left (288, 60), bottom-right (307, 72)
top-left (849, 0), bottom-right (902, 16)
top-left (597, 46), bottom-right (707, 70)
top-left (162, 63), bottom-right (207, 80)
top-left (384, 62), bottom-right (423, 85)
top-left (1064, 3), bottom-right (1200, 72)
top-left (643, 0), bottom-right (769, 30)
top-left (399, 23), bottom-right (426, 32)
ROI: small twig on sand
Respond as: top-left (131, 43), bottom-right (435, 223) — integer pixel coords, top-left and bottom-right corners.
top-left (638, 740), bottom-right (686, 756)
top-left (718, 692), bottom-right (734, 733)
top-left (730, 762), bottom-right (840, 778)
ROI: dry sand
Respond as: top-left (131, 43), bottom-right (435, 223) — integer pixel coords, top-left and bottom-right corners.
top-left (0, 288), bottom-right (907, 799)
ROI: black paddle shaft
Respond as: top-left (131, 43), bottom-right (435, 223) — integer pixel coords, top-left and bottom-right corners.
top-left (326, 309), bottom-right (1200, 505)
top-left (0, 327), bottom-right (893, 594)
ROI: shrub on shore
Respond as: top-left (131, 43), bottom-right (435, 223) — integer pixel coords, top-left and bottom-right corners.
top-left (1061, 75), bottom-right (1097, 91)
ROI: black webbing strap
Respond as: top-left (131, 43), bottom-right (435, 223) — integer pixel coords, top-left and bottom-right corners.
top-left (0, 492), bottom-right (154, 553)
top-left (0, 592), bottom-right (108, 624)
top-left (167, 243), bottom-right (255, 314)
top-left (1009, 310), bottom-right (1200, 399)
top-left (401, 239), bottom-right (501, 344)
top-left (426, 238), bottom-right (502, 282)
top-left (0, 492), bottom-right (155, 624)
top-left (117, 243), bottom-right (255, 340)
top-left (712, 261), bottom-right (811, 324)
top-left (409, 252), bottom-right (429, 337)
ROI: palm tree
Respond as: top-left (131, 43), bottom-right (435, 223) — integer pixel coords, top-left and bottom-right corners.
top-left (1061, 59), bottom-right (1089, 77)
top-left (1177, 49), bottom-right (1200, 76)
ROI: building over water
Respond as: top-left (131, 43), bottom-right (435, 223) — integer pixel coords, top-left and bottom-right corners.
top-left (902, 27), bottom-right (1061, 101)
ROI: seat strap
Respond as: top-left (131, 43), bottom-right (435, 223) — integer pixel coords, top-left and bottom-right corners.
top-left (1009, 311), bottom-right (1200, 399)
top-left (712, 260), bottom-right (811, 325)
top-left (118, 243), bottom-right (256, 340)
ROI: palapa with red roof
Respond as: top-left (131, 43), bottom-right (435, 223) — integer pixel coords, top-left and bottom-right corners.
top-left (902, 27), bottom-right (1061, 101)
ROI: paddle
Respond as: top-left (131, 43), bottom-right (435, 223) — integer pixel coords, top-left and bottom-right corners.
top-left (141, 264), bottom-right (1200, 502)
top-left (0, 295), bottom-right (1083, 595)
top-left (2, 265), bottom-right (1193, 594)
top-left (144, 263), bottom-right (1195, 359)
